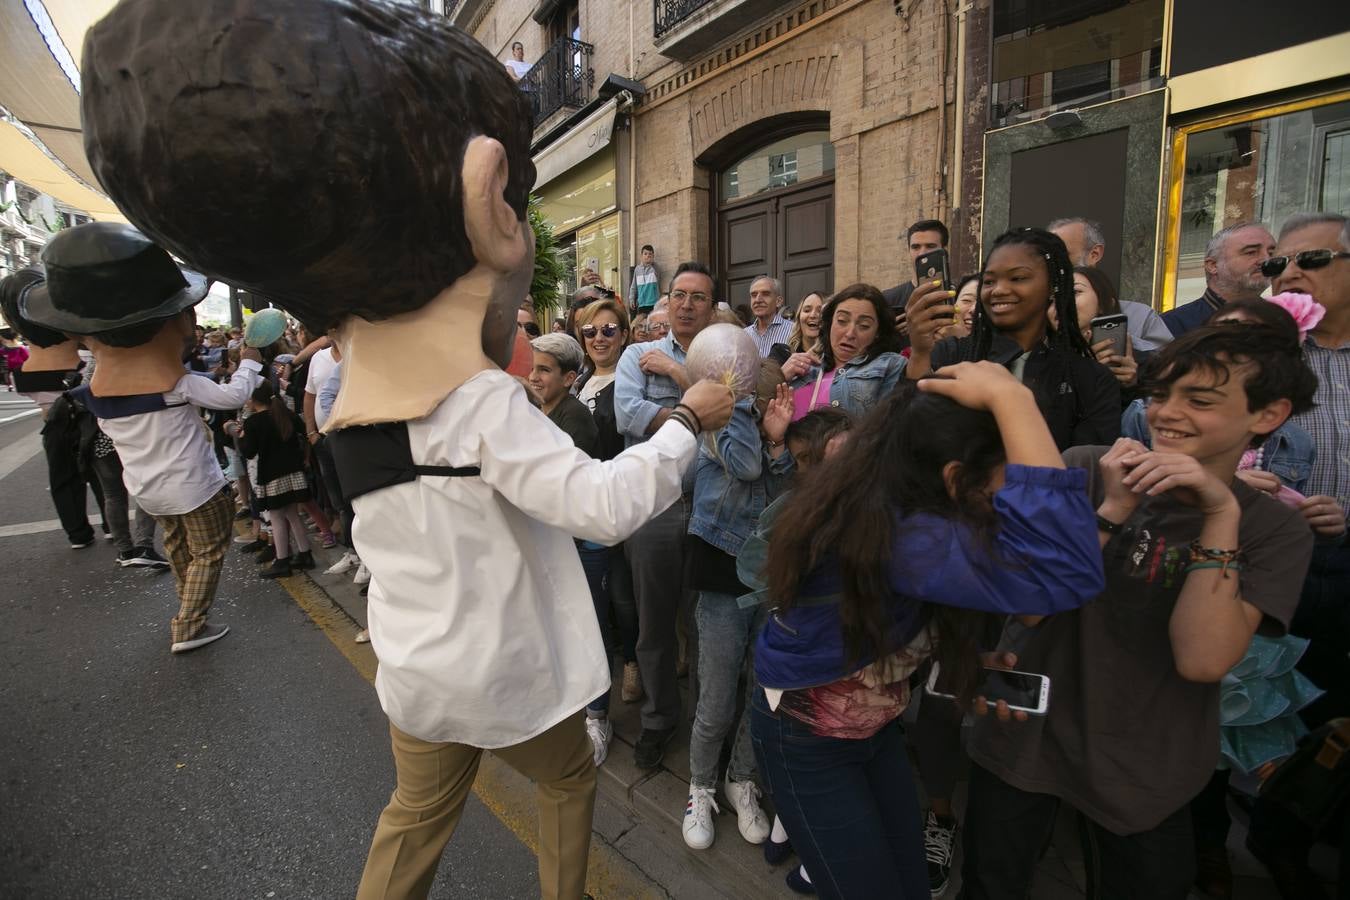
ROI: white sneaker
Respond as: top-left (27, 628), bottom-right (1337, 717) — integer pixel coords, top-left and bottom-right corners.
top-left (353, 562), bottom-right (370, 585)
top-left (725, 779), bottom-right (770, 844)
top-left (325, 551), bottom-right (360, 576)
top-left (682, 785), bottom-right (719, 850)
top-left (585, 715), bottom-right (612, 767)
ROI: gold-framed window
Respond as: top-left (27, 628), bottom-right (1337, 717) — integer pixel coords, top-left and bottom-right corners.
top-left (1159, 90), bottom-right (1350, 310)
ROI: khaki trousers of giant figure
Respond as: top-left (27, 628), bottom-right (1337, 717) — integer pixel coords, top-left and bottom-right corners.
top-left (357, 711), bottom-right (596, 900)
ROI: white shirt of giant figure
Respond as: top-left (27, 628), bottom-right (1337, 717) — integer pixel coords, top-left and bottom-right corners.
top-left (357, 367), bottom-right (696, 747)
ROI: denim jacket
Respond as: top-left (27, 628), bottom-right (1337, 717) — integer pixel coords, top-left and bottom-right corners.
top-left (615, 335), bottom-right (687, 447)
top-left (790, 351), bottom-right (908, 416)
top-left (1120, 399), bottom-right (1316, 493)
top-left (688, 397), bottom-right (795, 556)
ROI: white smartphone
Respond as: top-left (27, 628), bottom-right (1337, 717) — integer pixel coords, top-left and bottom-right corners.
top-left (925, 661), bottom-right (1051, 716)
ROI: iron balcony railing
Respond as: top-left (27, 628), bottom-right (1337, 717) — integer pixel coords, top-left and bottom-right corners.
top-left (653, 0), bottom-right (715, 39)
top-left (519, 36), bottom-right (595, 128)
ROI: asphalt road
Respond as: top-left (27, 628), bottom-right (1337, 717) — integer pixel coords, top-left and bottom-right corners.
top-left (0, 402), bottom-right (544, 899)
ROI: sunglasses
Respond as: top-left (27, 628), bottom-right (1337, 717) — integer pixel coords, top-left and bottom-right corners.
top-left (1259, 249), bottom-right (1350, 278)
top-left (521, 322), bottom-right (541, 338)
top-left (580, 323), bottom-right (621, 340)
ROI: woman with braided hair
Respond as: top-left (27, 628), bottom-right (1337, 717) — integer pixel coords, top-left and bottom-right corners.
top-left (905, 227), bottom-right (1121, 450)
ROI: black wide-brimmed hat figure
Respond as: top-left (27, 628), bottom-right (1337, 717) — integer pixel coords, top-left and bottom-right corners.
top-left (20, 222), bottom-right (208, 336)
top-left (79, 0), bottom-right (535, 334)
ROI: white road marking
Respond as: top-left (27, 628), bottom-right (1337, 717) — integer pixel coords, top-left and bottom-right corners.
top-left (0, 428), bottom-right (43, 482)
top-left (0, 409), bottom-right (41, 424)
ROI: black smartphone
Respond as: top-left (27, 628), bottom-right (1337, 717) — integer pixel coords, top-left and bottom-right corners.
top-left (914, 248), bottom-right (952, 292)
top-left (1089, 313), bottom-right (1129, 357)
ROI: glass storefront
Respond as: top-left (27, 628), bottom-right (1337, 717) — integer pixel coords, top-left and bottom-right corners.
top-left (1163, 94), bottom-right (1350, 306)
top-left (535, 149), bottom-right (619, 304)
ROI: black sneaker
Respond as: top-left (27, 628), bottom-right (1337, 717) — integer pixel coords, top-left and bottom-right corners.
top-left (633, 726), bottom-right (677, 770)
top-left (291, 550), bottom-right (315, 570)
top-left (171, 622), bottom-right (230, 654)
top-left (120, 546), bottom-right (170, 568)
top-left (924, 811), bottom-right (957, 898)
top-left (238, 539), bottom-right (268, 554)
top-left (260, 558), bottom-right (292, 579)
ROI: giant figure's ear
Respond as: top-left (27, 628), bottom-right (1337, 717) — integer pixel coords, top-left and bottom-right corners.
top-left (462, 136), bottom-right (529, 274)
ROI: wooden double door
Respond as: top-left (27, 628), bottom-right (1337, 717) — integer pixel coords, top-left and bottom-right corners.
top-left (717, 177), bottom-right (834, 314)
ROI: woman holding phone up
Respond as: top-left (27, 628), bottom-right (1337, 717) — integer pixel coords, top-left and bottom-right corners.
top-left (905, 228), bottom-right (1121, 450)
top-left (744, 362), bottom-right (1105, 899)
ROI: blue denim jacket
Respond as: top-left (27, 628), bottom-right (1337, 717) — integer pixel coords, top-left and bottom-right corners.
top-left (1120, 399), bottom-right (1316, 493)
top-left (615, 335), bottom-right (687, 447)
top-left (688, 397), bottom-right (795, 556)
top-left (790, 351), bottom-right (907, 416)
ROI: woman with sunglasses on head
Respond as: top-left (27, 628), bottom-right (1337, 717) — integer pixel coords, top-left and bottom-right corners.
top-left (778, 284), bottom-right (907, 420)
top-left (570, 297), bottom-right (645, 708)
top-left (906, 227), bottom-right (1121, 450)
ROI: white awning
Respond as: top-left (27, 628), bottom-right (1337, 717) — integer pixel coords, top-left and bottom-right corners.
top-left (0, 0), bottom-right (122, 219)
top-left (532, 97), bottom-right (620, 190)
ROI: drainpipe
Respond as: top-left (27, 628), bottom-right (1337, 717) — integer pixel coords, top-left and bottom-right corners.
top-left (951, 2), bottom-right (970, 249)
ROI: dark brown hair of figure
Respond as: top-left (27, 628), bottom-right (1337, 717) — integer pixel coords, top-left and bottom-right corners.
top-left (80, 0), bottom-right (536, 334)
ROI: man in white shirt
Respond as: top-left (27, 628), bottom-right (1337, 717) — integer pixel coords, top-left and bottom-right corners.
top-left (21, 223), bottom-right (263, 655)
top-left (504, 41), bottom-right (531, 80)
top-left (78, 3), bottom-right (736, 897)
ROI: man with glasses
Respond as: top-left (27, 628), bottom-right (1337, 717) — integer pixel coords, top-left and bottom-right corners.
top-left (1163, 222), bottom-right (1275, 337)
top-left (644, 298), bottom-right (670, 341)
top-left (615, 262), bottom-right (717, 769)
top-left (1242, 211), bottom-right (1350, 897)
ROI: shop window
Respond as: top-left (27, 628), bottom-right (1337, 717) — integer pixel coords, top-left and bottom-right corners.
top-left (719, 131), bottom-right (835, 204)
top-left (991, 0), bottom-right (1163, 126)
top-left (1162, 94), bottom-right (1350, 308)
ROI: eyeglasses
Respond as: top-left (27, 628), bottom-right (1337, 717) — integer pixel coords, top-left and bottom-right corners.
top-left (1259, 249), bottom-right (1350, 278)
top-left (520, 321), bottom-right (541, 338)
top-left (669, 290), bottom-right (711, 305)
top-left (647, 321), bottom-right (671, 333)
top-left (580, 323), bottom-right (621, 340)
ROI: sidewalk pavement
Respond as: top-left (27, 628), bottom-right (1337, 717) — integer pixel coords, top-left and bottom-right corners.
top-left (281, 530), bottom-right (1332, 900)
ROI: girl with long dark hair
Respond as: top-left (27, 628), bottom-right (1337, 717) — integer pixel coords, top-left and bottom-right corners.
top-left (905, 228), bottom-right (1121, 449)
top-left (747, 362), bottom-right (1105, 898)
top-left (227, 383), bottom-right (314, 577)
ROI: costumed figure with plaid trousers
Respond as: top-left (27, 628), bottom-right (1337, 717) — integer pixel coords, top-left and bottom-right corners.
top-left (21, 223), bottom-right (262, 654)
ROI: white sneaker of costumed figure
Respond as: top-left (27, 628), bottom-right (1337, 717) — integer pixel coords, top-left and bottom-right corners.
top-left (584, 715), bottom-right (612, 767)
top-left (325, 551), bottom-right (360, 576)
top-left (725, 779), bottom-right (770, 844)
top-left (353, 562), bottom-right (370, 585)
top-left (683, 785), bottom-right (720, 850)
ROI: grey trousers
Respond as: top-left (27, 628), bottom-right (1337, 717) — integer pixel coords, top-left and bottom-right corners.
top-left (625, 496), bottom-right (690, 731)
top-left (688, 592), bottom-right (762, 789)
top-left (92, 452), bottom-right (157, 554)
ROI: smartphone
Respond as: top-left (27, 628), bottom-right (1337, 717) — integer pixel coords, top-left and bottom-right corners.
top-left (1089, 313), bottom-right (1129, 357)
top-left (914, 248), bottom-right (952, 292)
top-left (925, 661), bottom-right (1051, 715)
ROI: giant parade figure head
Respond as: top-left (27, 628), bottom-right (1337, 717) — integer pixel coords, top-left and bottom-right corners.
top-left (70, 0), bottom-right (537, 422)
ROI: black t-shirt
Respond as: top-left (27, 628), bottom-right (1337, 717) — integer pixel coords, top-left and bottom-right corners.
top-left (969, 445), bottom-right (1312, 835)
top-left (547, 394), bottom-right (599, 458)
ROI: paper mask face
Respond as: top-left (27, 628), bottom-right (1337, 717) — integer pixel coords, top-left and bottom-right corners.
top-left (79, 0), bottom-right (536, 334)
top-left (685, 324), bottom-right (761, 397)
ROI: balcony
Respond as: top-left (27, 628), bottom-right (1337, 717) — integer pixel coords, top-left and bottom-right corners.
top-left (519, 37), bottom-right (595, 131)
top-left (653, 0), bottom-right (786, 60)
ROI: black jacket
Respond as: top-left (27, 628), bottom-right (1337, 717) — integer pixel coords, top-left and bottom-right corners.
top-left (571, 370), bottom-right (625, 462)
top-left (931, 334), bottom-right (1121, 451)
top-left (239, 410), bottom-right (308, 484)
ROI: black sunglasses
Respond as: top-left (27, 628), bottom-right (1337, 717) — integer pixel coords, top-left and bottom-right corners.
top-left (580, 323), bottom-right (621, 340)
top-left (521, 321), bottom-right (541, 338)
top-left (1259, 249), bottom-right (1350, 278)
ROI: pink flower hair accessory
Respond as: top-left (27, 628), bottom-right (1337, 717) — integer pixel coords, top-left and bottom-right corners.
top-left (1267, 292), bottom-right (1325, 341)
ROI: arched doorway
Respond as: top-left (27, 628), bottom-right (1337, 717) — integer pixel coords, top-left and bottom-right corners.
top-left (710, 123), bottom-right (835, 313)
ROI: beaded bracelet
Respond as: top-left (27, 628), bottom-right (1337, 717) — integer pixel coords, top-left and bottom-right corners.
top-left (1187, 540), bottom-right (1243, 578)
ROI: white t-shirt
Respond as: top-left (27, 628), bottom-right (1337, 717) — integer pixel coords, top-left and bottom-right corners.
top-left (578, 371), bottom-right (615, 412)
top-left (305, 347), bottom-right (339, 429)
top-left (356, 369), bottom-right (696, 747)
top-left (505, 59), bottom-right (532, 79)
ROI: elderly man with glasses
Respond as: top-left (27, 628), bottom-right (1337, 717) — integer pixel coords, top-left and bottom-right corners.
top-left (615, 261), bottom-right (717, 770)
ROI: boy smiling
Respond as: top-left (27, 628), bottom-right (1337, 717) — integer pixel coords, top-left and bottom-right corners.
top-left (962, 324), bottom-right (1317, 900)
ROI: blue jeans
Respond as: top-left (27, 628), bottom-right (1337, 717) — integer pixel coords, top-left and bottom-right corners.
top-left (750, 688), bottom-right (928, 900)
top-left (688, 592), bottom-right (762, 789)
